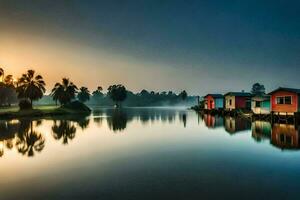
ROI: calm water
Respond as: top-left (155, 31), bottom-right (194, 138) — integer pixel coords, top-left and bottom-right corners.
top-left (1, 108), bottom-right (300, 200)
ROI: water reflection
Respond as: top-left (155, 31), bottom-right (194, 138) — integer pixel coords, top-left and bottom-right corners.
top-left (1, 109), bottom-right (300, 159)
top-left (52, 121), bottom-right (77, 145)
top-left (15, 120), bottom-right (45, 157)
top-left (271, 123), bottom-right (300, 150)
top-left (0, 120), bottom-right (18, 157)
top-left (203, 114), bottom-right (223, 128)
top-left (0, 120), bottom-right (45, 157)
top-left (250, 121), bottom-right (300, 150)
top-left (224, 116), bottom-right (251, 134)
top-left (1, 109), bottom-right (300, 200)
top-left (202, 114), bottom-right (300, 150)
top-left (0, 116), bottom-right (91, 157)
top-left (252, 121), bottom-right (271, 142)
top-left (106, 109), bottom-right (128, 132)
top-left (93, 108), bottom-right (187, 131)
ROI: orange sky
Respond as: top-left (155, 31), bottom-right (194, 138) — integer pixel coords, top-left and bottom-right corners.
top-left (0, 30), bottom-right (194, 93)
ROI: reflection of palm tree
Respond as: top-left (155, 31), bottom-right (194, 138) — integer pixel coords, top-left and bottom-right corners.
top-left (0, 120), bottom-right (19, 157)
top-left (107, 110), bottom-right (128, 132)
top-left (0, 147), bottom-right (3, 157)
top-left (52, 120), bottom-right (77, 144)
top-left (76, 118), bottom-right (90, 130)
top-left (15, 120), bottom-right (45, 157)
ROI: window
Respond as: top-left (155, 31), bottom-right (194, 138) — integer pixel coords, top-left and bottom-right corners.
top-left (276, 97), bottom-right (284, 104)
top-left (276, 96), bottom-right (292, 105)
top-left (285, 96), bottom-right (292, 104)
top-left (255, 101), bottom-right (261, 108)
top-left (229, 99), bottom-right (232, 106)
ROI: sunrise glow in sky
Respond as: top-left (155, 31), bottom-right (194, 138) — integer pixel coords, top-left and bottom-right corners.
top-left (0, 0), bottom-right (299, 94)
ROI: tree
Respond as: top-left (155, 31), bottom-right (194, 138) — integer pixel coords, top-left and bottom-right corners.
top-left (16, 70), bottom-right (46, 107)
top-left (179, 90), bottom-right (188, 100)
top-left (77, 87), bottom-right (90, 103)
top-left (51, 78), bottom-right (78, 105)
top-left (251, 83), bottom-right (265, 96)
top-left (0, 69), bottom-right (17, 106)
top-left (107, 84), bottom-right (127, 107)
top-left (4, 75), bottom-right (14, 86)
top-left (92, 86), bottom-right (104, 102)
top-left (0, 68), bottom-right (4, 82)
top-left (0, 76), bottom-right (17, 106)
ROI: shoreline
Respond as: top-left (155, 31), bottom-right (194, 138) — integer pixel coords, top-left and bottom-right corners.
top-left (0, 106), bottom-right (91, 120)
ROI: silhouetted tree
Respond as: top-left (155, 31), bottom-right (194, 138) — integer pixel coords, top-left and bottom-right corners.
top-left (179, 90), bottom-right (188, 100)
top-left (16, 70), bottom-right (46, 107)
top-left (107, 84), bottom-right (127, 107)
top-left (0, 67), bottom-right (4, 82)
top-left (51, 78), bottom-right (78, 105)
top-left (0, 69), bottom-right (17, 106)
top-left (91, 86), bottom-right (104, 103)
top-left (251, 83), bottom-right (266, 96)
top-left (77, 87), bottom-right (90, 103)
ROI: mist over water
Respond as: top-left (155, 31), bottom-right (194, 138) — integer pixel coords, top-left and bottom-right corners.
top-left (0, 107), bottom-right (300, 200)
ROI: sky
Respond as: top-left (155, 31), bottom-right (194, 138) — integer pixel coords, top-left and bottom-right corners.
top-left (0, 0), bottom-right (299, 95)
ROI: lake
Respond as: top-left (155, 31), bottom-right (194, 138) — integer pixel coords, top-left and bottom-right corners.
top-left (0, 107), bottom-right (300, 200)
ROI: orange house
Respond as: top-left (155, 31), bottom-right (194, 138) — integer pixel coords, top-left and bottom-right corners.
top-left (268, 87), bottom-right (300, 114)
top-left (204, 94), bottom-right (224, 110)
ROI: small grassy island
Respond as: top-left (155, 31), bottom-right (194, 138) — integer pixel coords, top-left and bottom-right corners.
top-left (0, 69), bottom-right (92, 120)
top-left (0, 101), bottom-right (91, 119)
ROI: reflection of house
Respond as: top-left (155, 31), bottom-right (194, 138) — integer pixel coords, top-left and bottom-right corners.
top-left (269, 87), bottom-right (300, 115)
top-left (224, 92), bottom-right (252, 111)
top-left (271, 123), bottom-right (300, 150)
top-left (251, 95), bottom-right (271, 114)
top-left (204, 114), bottom-right (224, 128)
top-left (204, 94), bottom-right (224, 110)
top-left (224, 116), bottom-right (251, 134)
top-left (251, 121), bottom-right (271, 141)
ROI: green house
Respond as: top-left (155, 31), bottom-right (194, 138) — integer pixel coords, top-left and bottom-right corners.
top-left (251, 95), bottom-right (271, 114)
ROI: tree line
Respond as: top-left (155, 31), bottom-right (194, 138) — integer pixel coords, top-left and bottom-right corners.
top-left (0, 68), bottom-right (190, 109)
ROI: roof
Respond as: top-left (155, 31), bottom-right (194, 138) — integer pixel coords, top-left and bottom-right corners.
top-left (204, 94), bottom-right (223, 98)
top-left (268, 87), bottom-right (300, 95)
top-left (224, 92), bottom-right (252, 97)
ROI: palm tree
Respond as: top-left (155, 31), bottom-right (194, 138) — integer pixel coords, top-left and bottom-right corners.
top-left (51, 84), bottom-right (64, 105)
top-left (77, 87), bottom-right (90, 103)
top-left (4, 75), bottom-right (14, 86)
top-left (0, 68), bottom-right (4, 82)
top-left (16, 70), bottom-right (46, 107)
top-left (107, 84), bottom-right (127, 108)
top-left (51, 78), bottom-right (78, 105)
top-left (179, 90), bottom-right (188, 100)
